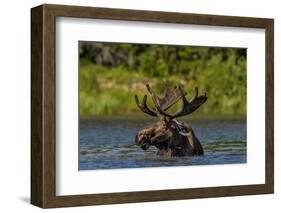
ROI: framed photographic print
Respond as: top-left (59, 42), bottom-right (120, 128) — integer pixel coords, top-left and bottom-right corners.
top-left (31, 4), bottom-right (274, 208)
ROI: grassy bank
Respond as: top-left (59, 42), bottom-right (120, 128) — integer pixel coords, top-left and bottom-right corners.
top-left (79, 58), bottom-right (246, 117)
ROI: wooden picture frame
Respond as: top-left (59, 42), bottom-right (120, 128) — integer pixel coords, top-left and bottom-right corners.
top-left (31, 4), bottom-right (274, 208)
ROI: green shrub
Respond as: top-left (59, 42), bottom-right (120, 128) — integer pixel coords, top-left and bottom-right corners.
top-left (79, 44), bottom-right (246, 117)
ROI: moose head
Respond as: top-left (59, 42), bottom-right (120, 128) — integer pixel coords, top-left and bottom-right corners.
top-left (134, 84), bottom-right (207, 156)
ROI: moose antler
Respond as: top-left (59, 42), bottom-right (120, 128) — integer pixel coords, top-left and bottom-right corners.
top-left (163, 87), bottom-right (207, 119)
top-left (146, 84), bottom-right (186, 111)
top-left (134, 94), bottom-right (157, 117)
top-left (135, 84), bottom-right (207, 119)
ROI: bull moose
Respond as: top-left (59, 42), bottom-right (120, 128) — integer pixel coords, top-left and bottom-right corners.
top-left (134, 84), bottom-right (207, 157)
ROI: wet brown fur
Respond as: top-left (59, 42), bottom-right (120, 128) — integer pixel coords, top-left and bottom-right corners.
top-left (135, 120), bottom-right (203, 156)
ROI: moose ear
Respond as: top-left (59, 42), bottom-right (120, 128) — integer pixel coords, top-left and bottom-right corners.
top-left (172, 119), bottom-right (191, 136)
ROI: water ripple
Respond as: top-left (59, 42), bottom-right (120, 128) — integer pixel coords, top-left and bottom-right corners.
top-left (79, 118), bottom-right (246, 170)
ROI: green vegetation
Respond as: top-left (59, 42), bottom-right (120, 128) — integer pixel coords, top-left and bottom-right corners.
top-left (79, 42), bottom-right (246, 117)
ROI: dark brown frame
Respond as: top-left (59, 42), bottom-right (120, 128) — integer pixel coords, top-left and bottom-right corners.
top-left (31, 4), bottom-right (274, 208)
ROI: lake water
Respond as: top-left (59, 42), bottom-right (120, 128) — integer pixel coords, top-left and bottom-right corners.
top-left (79, 117), bottom-right (246, 170)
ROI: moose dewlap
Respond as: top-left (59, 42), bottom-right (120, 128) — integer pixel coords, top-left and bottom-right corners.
top-left (134, 84), bottom-right (207, 157)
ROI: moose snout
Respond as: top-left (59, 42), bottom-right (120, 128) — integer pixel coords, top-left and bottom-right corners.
top-left (135, 134), bottom-right (151, 150)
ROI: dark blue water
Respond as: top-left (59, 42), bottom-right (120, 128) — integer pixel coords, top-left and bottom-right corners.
top-left (79, 117), bottom-right (246, 170)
